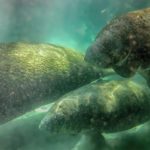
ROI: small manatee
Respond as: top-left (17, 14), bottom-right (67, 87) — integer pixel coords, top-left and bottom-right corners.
top-left (85, 8), bottom-right (150, 78)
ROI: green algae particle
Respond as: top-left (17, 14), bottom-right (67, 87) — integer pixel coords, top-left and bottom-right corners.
top-left (0, 42), bottom-right (100, 124)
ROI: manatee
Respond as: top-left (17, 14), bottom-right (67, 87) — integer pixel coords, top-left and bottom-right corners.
top-left (39, 77), bottom-right (150, 150)
top-left (0, 42), bottom-right (103, 124)
top-left (39, 78), bottom-right (150, 134)
top-left (85, 7), bottom-right (150, 79)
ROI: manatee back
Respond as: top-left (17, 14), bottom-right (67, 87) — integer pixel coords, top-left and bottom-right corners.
top-left (0, 43), bottom-right (100, 124)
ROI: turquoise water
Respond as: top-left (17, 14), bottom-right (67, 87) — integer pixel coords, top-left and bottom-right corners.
top-left (0, 0), bottom-right (150, 150)
top-left (0, 0), bottom-right (150, 52)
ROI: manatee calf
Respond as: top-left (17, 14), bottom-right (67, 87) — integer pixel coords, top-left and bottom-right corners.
top-left (85, 7), bottom-right (150, 80)
top-left (0, 42), bottom-right (103, 124)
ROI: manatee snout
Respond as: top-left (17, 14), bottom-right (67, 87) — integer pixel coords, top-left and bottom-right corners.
top-left (39, 98), bottom-right (92, 134)
top-left (85, 8), bottom-right (150, 79)
top-left (85, 44), bottom-right (112, 68)
top-left (85, 40), bottom-right (139, 77)
top-left (84, 45), bottom-right (98, 64)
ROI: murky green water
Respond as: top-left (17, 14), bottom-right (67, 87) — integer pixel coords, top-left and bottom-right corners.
top-left (0, 0), bottom-right (150, 150)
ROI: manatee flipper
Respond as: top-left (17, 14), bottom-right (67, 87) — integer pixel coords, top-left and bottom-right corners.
top-left (72, 129), bottom-right (109, 150)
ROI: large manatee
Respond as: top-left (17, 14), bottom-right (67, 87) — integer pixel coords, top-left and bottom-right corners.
top-left (85, 7), bottom-right (150, 79)
top-left (0, 42), bottom-right (103, 124)
top-left (39, 77), bottom-right (150, 149)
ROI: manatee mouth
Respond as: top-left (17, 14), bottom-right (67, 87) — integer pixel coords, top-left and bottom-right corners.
top-left (113, 51), bottom-right (139, 77)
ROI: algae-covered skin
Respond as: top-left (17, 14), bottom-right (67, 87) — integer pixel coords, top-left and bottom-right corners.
top-left (0, 42), bottom-right (101, 124)
top-left (85, 7), bottom-right (150, 78)
top-left (40, 79), bottom-right (150, 134)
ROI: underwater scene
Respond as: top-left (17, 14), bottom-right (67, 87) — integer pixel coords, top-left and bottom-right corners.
top-left (1, 0), bottom-right (150, 150)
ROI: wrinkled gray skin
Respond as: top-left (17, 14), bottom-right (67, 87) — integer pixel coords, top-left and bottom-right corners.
top-left (85, 8), bottom-right (150, 80)
top-left (40, 79), bottom-right (150, 135)
top-left (0, 42), bottom-right (102, 124)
